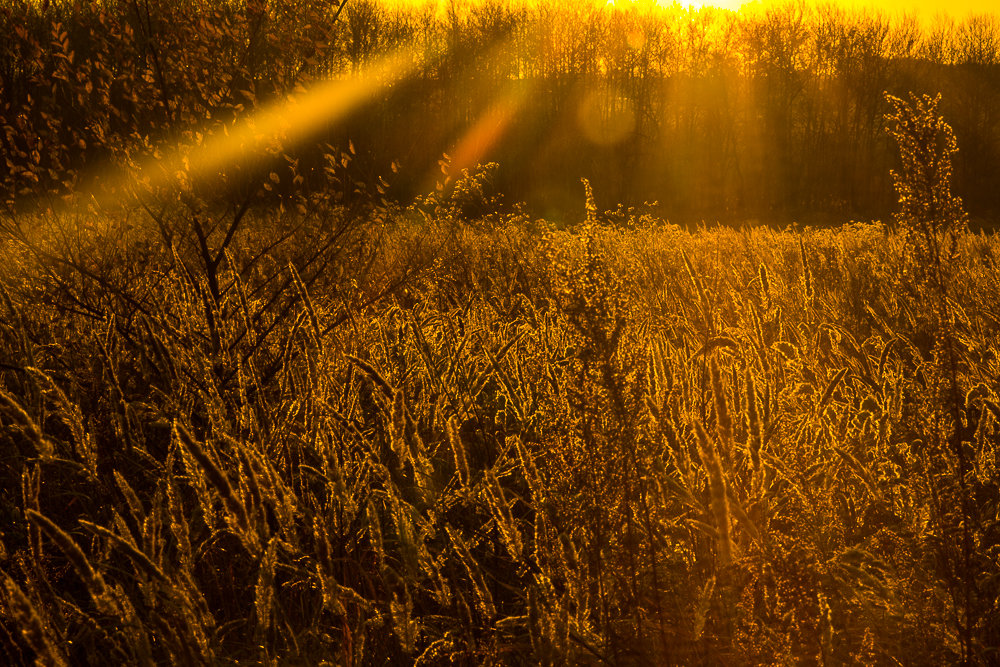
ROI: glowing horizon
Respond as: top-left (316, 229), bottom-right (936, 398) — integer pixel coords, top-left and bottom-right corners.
top-left (57, 0), bottom-right (1000, 221)
top-left (387, 0), bottom-right (1000, 19)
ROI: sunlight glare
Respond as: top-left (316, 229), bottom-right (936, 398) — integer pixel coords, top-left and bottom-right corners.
top-left (89, 47), bottom-right (421, 209)
top-left (577, 88), bottom-right (636, 147)
top-left (450, 83), bottom-right (533, 176)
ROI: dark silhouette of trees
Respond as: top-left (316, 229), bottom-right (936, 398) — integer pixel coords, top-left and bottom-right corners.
top-left (3, 0), bottom-right (1000, 223)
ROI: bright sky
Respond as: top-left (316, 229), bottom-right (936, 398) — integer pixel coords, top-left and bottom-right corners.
top-left (689, 0), bottom-right (998, 17)
top-left (390, 0), bottom-right (1000, 21)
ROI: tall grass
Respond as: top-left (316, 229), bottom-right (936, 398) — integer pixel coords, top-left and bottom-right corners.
top-left (0, 83), bottom-right (997, 664)
top-left (1, 192), bottom-right (997, 663)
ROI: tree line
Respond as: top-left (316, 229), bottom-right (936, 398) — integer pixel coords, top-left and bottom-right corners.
top-left (2, 0), bottom-right (999, 223)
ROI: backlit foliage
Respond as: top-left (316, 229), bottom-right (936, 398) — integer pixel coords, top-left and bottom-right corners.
top-left (1, 174), bottom-right (999, 664)
top-left (3, 0), bottom-right (1000, 219)
top-left (0, 1), bottom-right (998, 665)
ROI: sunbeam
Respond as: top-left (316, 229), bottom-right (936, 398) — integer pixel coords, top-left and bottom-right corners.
top-left (86, 46), bottom-right (421, 210)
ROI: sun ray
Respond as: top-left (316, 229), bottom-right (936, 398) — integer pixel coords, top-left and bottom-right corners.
top-left (84, 46), bottom-right (422, 210)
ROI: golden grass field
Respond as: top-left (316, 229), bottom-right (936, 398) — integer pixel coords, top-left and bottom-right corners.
top-left (1, 150), bottom-right (998, 663)
top-left (0, 0), bottom-right (998, 663)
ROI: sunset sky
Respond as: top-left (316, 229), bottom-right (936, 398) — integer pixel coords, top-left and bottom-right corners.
top-left (405, 0), bottom-right (1000, 19)
top-left (389, 0), bottom-right (1000, 21)
top-left (699, 0), bottom-right (1000, 15)
top-left (691, 0), bottom-right (997, 11)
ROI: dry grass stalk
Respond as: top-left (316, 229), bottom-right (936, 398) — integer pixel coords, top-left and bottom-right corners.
top-left (0, 388), bottom-right (51, 457)
top-left (693, 421), bottom-right (733, 569)
top-left (173, 421), bottom-right (249, 532)
top-left (746, 368), bottom-right (763, 476)
top-left (711, 357), bottom-right (733, 454)
top-left (79, 520), bottom-right (168, 583)
top-left (446, 416), bottom-right (470, 487)
top-left (1, 574), bottom-right (69, 667)
top-left (25, 510), bottom-right (118, 616)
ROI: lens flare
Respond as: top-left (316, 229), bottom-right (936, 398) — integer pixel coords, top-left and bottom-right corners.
top-left (577, 88), bottom-right (636, 147)
top-left (449, 82), bottom-right (533, 175)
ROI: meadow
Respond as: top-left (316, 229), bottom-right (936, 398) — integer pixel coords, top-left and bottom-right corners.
top-left (1, 0), bottom-right (998, 664)
top-left (1, 137), bottom-right (999, 664)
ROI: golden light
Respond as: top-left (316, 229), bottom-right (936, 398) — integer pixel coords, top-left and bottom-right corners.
top-left (347, 0), bottom-right (1000, 19)
top-left (65, 0), bottom-right (1000, 220)
top-left (449, 82), bottom-right (534, 176)
top-left (690, 0), bottom-right (1000, 17)
top-left (677, 0), bottom-right (746, 10)
top-left (87, 46), bottom-right (421, 209)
